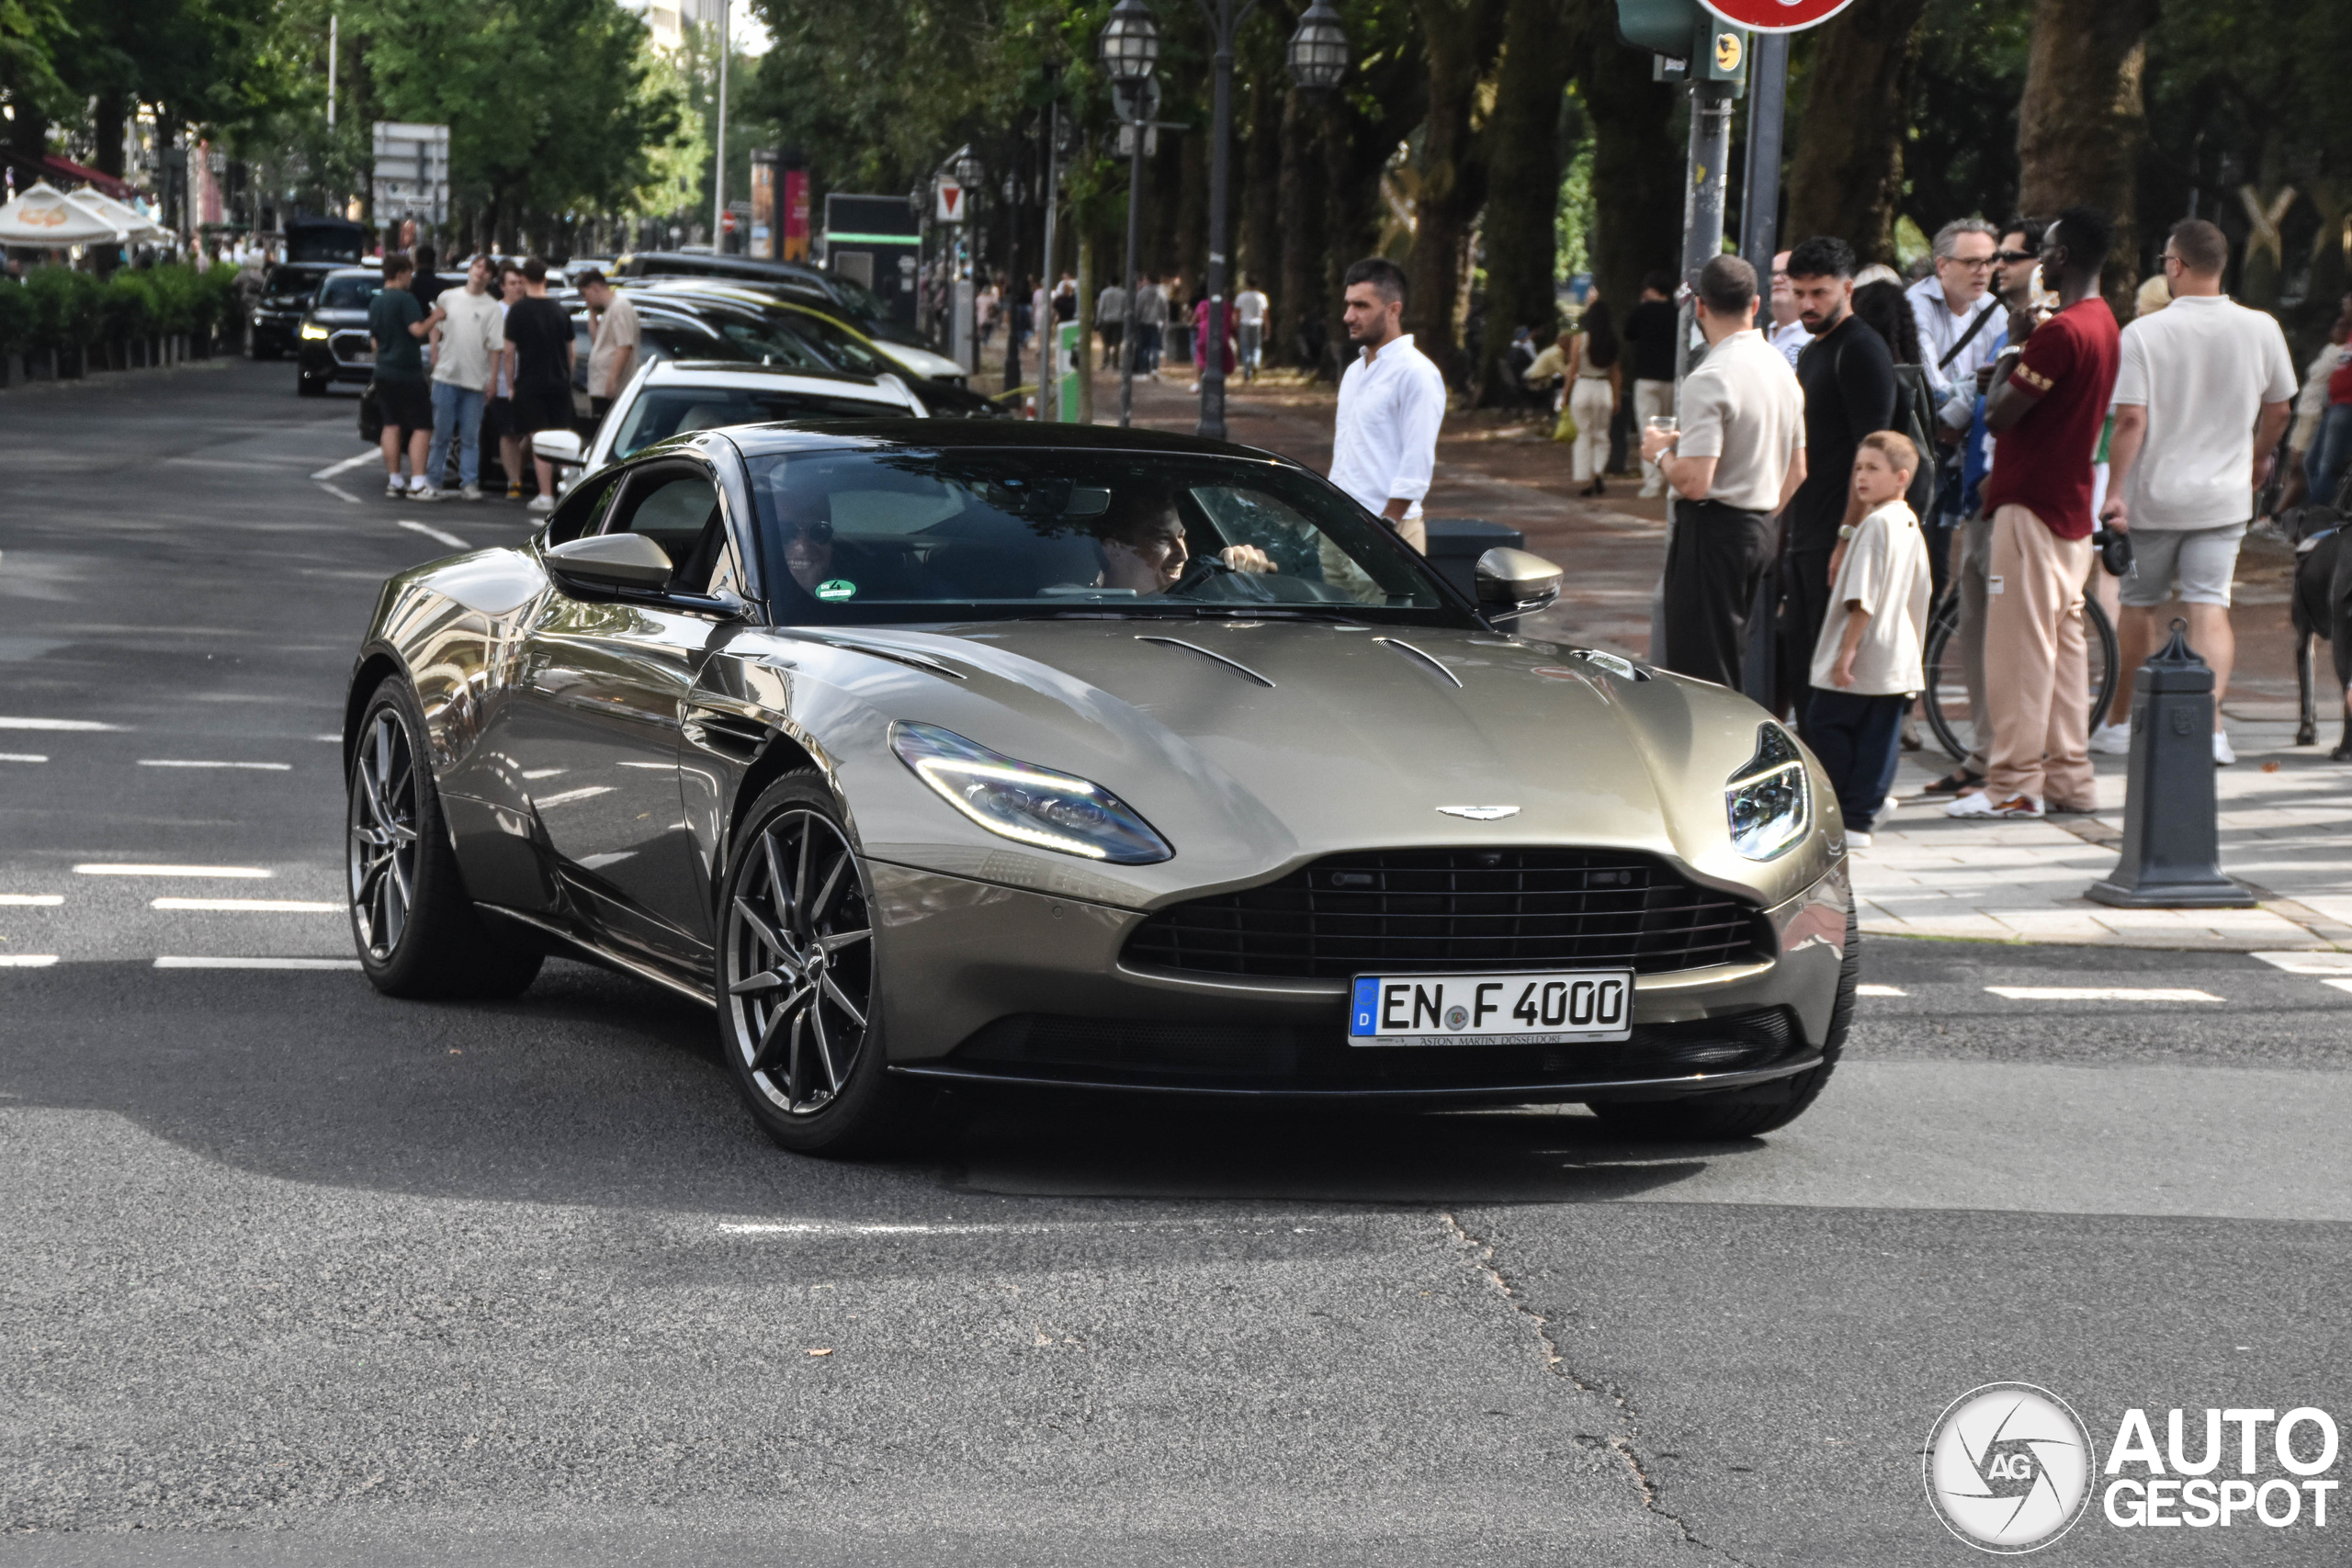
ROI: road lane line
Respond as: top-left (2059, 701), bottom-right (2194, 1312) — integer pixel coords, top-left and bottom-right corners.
top-left (0, 717), bottom-right (121, 731)
top-left (1983, 986), bottom-right (2223, 1002)
top-left (153, 956), bottom-right (361, 970)
top-left (74, 863), bottom-right (272, 879)
top-left (2326, 979), bottom-right (2352, 997)
top-left (0, 895), bottom-right (64, 906)
top-left (1856, 985), bottom-right (1905, 997)
top-left (135, 760), bottom-right (295, 771)
top-left (398, 518), bottom-right (469, 549)
top-left (317, 482), bottom-right (364, 505)
top-left (151, 897), bottom-right (340, 912)
top-left (310, 452), bottom-right (378, 480)
top-left (2250, 951), bottom-right (2352, 975)
top-left (0, 753), bottom-right (47, 762)
top-left (0, 955), bottom-right (59, 967)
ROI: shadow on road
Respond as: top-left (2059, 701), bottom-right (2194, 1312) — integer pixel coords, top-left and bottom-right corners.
top-left (2, 959), bottom-right (1761, 1214)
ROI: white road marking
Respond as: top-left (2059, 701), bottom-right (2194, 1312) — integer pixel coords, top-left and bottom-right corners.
top-left (136, 759), bottom-right (295, 771)
top-left (0, 955), bottom-right (59, 967)
top-left (74, 863), bottom-right (272, 879)
top-left (2250, 951), bottom-right (2352, 975)
top-left (2326, 979), bottom-right (2352, 997)
top-left (0, 753), bottom-right (47, 762)
top-left (1983, 986), bottom-right (2222, 1003)
top-left (398, 519), bottom-right (469, 549)
top-left (0, 895), bottom-right (64, 907)
top-left (312, 733), bottom-right (342, 742)
top-left (1856, 984), bottom-right (1906, 997)
top-left (0, 717), bottom-right (120, 731)
top-left (317, 482), bottom-right (364, 505)
top-left (310, 452), bottom-right (378, 480)
top-left (153, 956), bottom-right (361, 970)
top-left (151, 897), bottom-right (341, 913)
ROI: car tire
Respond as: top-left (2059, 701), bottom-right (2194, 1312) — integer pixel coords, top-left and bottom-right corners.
top-left (346, 677), bottom-right (544, 999)
top-left (1588, 901), bottom-right (1856, 1141)
top-left (716, 772), bottom-right (934, 1157)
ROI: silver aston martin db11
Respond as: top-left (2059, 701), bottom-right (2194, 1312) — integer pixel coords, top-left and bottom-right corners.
top-left (344, 420), bottom-right (1854, 1154)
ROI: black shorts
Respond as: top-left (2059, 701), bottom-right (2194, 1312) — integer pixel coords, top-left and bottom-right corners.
top-left (375, 378), bottom-right (432, 436)
top-left (482, 397), bottom-right (516, 439)
top-left (514, 384), bottom-right (574, 435)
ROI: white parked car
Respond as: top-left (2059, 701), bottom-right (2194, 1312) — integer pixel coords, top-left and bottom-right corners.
top-left (534, 358), bottom-right (926, 492)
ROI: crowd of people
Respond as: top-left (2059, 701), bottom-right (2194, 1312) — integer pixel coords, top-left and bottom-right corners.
top-left (366, 244), bottom-right (636, 513)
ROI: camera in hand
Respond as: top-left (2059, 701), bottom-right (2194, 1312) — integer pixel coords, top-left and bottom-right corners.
top-left (2093, 525), bottom-right (2132, 578)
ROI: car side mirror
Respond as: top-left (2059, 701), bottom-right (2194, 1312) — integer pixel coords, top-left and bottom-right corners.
top-left (1475, 547), bottom-right (1564, 616)
top-left (544, 534), bottom-right (673, 592)
top-left (533, 429), bottom-right (585, 468)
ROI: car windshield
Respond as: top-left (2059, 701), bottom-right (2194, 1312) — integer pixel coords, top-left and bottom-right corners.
top-left (773, 310), bottom-right (890, 376)
top-left (820, 271), bottom-right (888, 321)
top-left (613, 388), bottom-right (901, 458)
top-left (742, 448), bottom-right (1464, 626)
top-left (640, 320), bottom-right (754, 361)
top-left (702, 315), bottom-right (831, 370)
top-left (317, 275), bottom-right (382, 309)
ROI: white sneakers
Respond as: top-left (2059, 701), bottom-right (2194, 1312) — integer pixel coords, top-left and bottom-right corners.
top-left (460, 485), bottom-right (483, 502)
top-left (526, 493), bottom-right (555, 514)
top-left (1945, 790), bottom-right (2042, 819)
top-left (1846, 830), bottom-right (1873, 849)
top-left (409, 483), bottom-right (444, 503)
top-left (2213, 730), bottom-right (2236, 765)
top-left (2089, 721), bottom-right (2132, 755)
top-left (383, 477), bottom-right (405, 499)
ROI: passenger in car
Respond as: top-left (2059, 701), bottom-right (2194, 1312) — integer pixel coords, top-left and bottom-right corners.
top-left (769, 489), bottom-right (930, 605)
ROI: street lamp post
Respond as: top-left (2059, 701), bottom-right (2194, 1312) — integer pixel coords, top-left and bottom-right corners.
top-left (1191, 0), bottom-right (1258, 442)
top-left (1100, 0), bottom-right (1160, 431)
top-left (710, 0), bottom-right (730, 254)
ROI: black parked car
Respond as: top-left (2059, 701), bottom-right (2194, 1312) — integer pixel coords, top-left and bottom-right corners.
top-left (251, 217), bottom-right (368, 360)
top-left (610, 250), bottom-right (933, 353)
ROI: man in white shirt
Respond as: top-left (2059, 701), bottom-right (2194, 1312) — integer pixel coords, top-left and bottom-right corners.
top-left (1639, 254), bottom-right (1807, 688)
top-left (576, 270), bottom-right (640, 424)
top-left (1768, 251), bottom-right (1808, 368)
top-left (1329, 257), bottom-right (1448, 552)
top-left (426, 254), bottom-right (507, 502)
top-left (2097, 217), bottom-right (2297, 763)
top-left (1234, 278), bottom-right (1270, 382)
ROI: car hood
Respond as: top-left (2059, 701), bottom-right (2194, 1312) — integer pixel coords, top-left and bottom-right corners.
top-left (752, 617), bottom-right (1838, 911)
top-left (875, 340), bottom-right (969, 382)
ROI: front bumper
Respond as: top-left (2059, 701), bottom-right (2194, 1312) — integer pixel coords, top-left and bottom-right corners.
top-left (868, 854), bottom-right (1849, 1101)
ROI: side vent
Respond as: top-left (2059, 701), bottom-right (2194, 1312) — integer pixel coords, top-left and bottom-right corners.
top-left (684, 705), bottom-right (768, 763)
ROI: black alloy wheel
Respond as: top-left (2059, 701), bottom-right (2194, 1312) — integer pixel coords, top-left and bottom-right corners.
top-left (346, 680), bottom-right (543, 998)
top-left (718, 773), bottom-right (922, 1156)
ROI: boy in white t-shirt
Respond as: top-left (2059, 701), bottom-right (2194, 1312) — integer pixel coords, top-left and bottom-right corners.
top-left (1810, 432), bottom-right (1933, 846)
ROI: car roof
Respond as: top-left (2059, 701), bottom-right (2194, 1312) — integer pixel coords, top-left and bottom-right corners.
top-left (642, 360), bottom-right (897, 394)
top-left (725, 419), bottom-right (1293, 461)
top-left (619, 250), bottom-right (829, 284)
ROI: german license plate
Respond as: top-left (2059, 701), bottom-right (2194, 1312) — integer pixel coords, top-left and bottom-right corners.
top-left (1349, 970), bottom-right (1634, 1046)
top-left (349, 350), bottom-right (374, 365)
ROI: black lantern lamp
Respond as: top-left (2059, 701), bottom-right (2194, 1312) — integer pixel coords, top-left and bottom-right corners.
top-left (1099, 0), bottom-right (1161, 84)
top-left (1286, 0), bottom-right (1349, 91)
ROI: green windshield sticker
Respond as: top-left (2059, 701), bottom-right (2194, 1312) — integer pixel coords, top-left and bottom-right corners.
top-left (816, 579), bottom-right (857, 601)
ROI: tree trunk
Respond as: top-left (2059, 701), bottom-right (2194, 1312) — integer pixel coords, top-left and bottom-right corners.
top-left (1579, 25), bottom-right (1683, 321)
top-left (92, 92), bottom-right (130, 181)
top-left (1240, 60), bottom-right (1284, 320)
top-left (1403, 0), bottom-right (1505, 381)
top-left (1783, 0), bottom-right (1932, 265)
top-left (1474, 0), bottom-right (1578, 403)
top-left (2016, 0), bottom-right (2157, 303)
top-left (1274, 87), bottom-right (1327, 367)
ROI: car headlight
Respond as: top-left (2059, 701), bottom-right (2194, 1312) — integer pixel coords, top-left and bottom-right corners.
top-left (300, 322), bottom-right (329, 340)
top-left (1725, 723), bottom-right (1810, 861)
top-left (890, 721), bottom-right (1172, 864)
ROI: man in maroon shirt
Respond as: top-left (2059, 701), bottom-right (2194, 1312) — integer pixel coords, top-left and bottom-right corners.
top-left (1947, 207), bottom-right (2121, 819)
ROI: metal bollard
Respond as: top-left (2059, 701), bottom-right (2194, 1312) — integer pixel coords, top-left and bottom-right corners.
top-left (2086, 619), bottom-right (2256, 908)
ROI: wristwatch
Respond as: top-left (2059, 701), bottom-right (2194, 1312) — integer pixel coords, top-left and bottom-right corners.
top-left (1838, 524), bottom-right (1859, 541)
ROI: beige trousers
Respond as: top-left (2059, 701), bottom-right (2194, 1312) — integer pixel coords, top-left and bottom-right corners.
top-left (1568, 378), bottom-right (1614, 484)
top-left (1983, 503), bottom-right (2096, 808)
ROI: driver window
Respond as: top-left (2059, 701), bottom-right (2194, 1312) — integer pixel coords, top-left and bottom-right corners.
top-left (601, 467), bottom-right (729, 595)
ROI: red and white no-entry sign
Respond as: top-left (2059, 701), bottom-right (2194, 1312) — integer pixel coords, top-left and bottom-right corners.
top-left (935, 182), bottom-right (965, 222)
top-left (1698, 0), bottom-right (1857, 31)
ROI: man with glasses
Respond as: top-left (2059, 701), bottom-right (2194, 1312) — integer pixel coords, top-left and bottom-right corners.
top-left (1907, 220), bottom-right (2007, 601)
top-left (2094, 217), bottom-right (2296, 765)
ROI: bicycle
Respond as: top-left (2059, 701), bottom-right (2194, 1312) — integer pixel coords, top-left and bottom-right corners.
top-left (1920, 591), bottom-right (2118, 764)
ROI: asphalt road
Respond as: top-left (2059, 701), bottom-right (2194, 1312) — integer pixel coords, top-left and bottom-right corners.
top-left (2, 360), bottom-right (2347, 1566)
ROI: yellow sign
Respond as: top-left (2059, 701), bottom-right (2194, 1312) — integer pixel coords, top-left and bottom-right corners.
top-left (1715, 30), bottom-right (1743, 72)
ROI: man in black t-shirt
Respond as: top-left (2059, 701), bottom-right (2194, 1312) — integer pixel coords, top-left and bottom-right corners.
top-left (1783, 235), bottom-right (1897, 737)
top-left (505, 256), bottom-right (578, 513)
top-left (1622, 270), bottom-right (1680, 496)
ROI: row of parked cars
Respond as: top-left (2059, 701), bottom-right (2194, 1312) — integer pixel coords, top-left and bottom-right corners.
top-left (265, 248), bottom-right (1010, 492)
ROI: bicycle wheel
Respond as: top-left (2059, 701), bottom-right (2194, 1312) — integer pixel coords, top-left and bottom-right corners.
top-left (2083, 594), bottom-right (2119, 732)
top-left (1922, 595), bottom-right (1971, 762)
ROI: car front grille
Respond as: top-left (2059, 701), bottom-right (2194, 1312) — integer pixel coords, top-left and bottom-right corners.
top-left (330, 330), bottom-right (373, 363)
top-left (1122, 848), bottom-right (1762, 979)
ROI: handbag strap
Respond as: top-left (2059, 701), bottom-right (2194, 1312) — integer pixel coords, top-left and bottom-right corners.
top-left (1938, 298), bottom-right (2004, 372)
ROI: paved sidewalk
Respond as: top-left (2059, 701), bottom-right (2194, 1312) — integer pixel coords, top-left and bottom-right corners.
top-left (1102, 366), bottom-right (2352, 951)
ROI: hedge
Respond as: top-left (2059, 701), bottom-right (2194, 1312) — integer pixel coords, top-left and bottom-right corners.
top-left (0, 264), bottom-right (243, 357)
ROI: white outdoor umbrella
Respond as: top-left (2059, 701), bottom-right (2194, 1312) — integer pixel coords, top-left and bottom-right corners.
top-left (66, 188), bottom-right (167, 243)
top-left (0, 181), bottom-right (130, 244)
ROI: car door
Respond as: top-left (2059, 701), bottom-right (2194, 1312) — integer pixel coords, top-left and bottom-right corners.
top-left (508, 457), bottom-right (747, 970)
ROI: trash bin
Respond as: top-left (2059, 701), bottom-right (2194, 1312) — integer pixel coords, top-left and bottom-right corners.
top-left (1420, 517), bottom-right (1526, 602)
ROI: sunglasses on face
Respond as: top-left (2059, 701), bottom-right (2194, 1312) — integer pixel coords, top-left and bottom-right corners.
top-left (1994, 250), bottom-right (2036, 265)
top-left (780, 521), bottom-right (834, 546)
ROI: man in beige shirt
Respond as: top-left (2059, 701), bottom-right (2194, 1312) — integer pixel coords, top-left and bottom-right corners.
top-left (577, 270), bottom-right (640, 423)
top-left (1640, 254), bottom-right (1807, 688)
